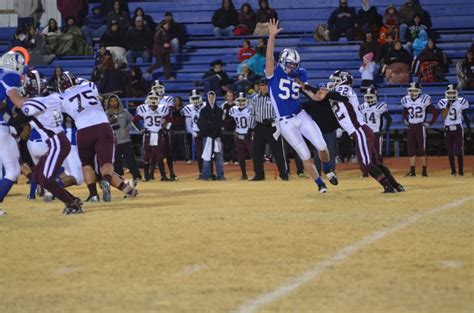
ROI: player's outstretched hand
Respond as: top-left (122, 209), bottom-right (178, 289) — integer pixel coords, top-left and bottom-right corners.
top-left (268, 19), bottom-right (283, 37)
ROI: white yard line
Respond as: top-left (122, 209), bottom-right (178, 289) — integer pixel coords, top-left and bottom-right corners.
top-left (234, 196), bottom-right (474, 313)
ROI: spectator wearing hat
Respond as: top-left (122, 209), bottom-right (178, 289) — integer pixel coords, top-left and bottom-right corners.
top-left (162, 12), bottom-right (184, 54)
top-left (145, 21), bottom-right (175, 80)
top-left (106, 0), bottom-right (130, 35)
top-left (81, 5), bottom-right (107, 46)
top-left (132, 7), bottom-right (156, 32)
top-left (195, 60), bottom-right (231, 96)
top-left (327, 0), bottom-right (358, 41)
top-left (212, 0), bottom-right (239, 37)
top-left (124, 16), bottom-right (153, 64)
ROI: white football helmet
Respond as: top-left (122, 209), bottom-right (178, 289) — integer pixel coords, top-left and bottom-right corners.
top-left (0, 50), bottom-right (27, 75)
top-left (146, 92), bottom-right (160, 110)
top-left (189, 89), bottom-right (202, 107)
top-left (236, 92), bottom-right (248, 107)
top-left (278, 48), bottom-right (300, 74)
top-left (364, 86), bottom-right (378, 105)
top-left (152, 80), bottom-right (165, 97)
top-left (445, 84), bottom-right (458, 101)
top-left (329, 70), bottom-right (353, 88)
top-left (407, 82), bottom-right (421, 100)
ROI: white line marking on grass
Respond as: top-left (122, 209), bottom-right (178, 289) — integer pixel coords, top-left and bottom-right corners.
top-left (234, 196), bottom-right (474, 313)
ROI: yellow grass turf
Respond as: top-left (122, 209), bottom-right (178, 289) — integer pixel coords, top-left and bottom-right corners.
top-left (1, 168), bottom-right (473, 313)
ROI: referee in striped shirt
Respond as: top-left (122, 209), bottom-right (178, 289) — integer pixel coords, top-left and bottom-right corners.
top-left (249, 79), bottom-right (288, 181)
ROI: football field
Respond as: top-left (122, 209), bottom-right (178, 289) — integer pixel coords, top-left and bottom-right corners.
top-left (1, 157), bottom-right (473, 313)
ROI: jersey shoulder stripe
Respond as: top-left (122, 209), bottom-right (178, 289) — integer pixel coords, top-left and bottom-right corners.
top-left (438, 99), bottom-right (447, 108)
top-left (460, 98), bottom-right (467, 105)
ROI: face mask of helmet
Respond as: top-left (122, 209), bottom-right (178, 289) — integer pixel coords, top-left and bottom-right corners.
top-left (408, 85), bottom-right (421, 100)
top-left (189, 93), bottom-right (202, 107)
top-left (237, 93), bottom-right (248, 107)
top-left (279, 49), bottom-right (300, 75)
top-left (364, 92), bottom-right (377, 105)
top-left (445, 85), bottom-right (458, 101)
top-left (152, 84), bottom-right (165, 97)
top-left (147, 96), bottom-right (159, 110)
top-left (0, 51), bottom-right (26, 75)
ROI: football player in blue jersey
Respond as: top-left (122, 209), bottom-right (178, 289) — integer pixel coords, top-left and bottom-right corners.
top-left (265, 19), bottom-right (337, 193)
top-left (0, 49), bottom-right (28, 215)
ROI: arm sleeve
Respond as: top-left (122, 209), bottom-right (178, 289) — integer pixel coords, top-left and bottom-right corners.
top-left (21, 99), bottom-right (46, 117)
top-left (403, 108), bottom-right (408, 120)
top-left (462, 110), bottom-right (471, 132)
top-left (325, 91), bottom-right (349, 103)
top-left (1, 73), bottom-right (22, 92)
top-left (427, 104), bottom-right (439, 125)
top-left (382, 111), bottom-right (392, 131)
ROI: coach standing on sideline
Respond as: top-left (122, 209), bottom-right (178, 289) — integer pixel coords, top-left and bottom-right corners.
top-left (302, 84), bottom-right (340, 174)
top-left (250, 78), bottom-right (288, 181)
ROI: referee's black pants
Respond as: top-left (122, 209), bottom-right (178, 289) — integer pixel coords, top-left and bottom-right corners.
top-left (252, 123), bottom-right (288, 180)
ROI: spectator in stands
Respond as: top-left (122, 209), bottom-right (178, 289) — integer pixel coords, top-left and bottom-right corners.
top-left (101, 0), bottom-right (129, 17)
top-left (236, 3), bottom-right (256, 35)
top-left (359, 52), bottom-right (376, 92)
top-left (106, 1), bottom-right (130, 35)
top-left (416, 38), bottom-right (447, 83)
top-left (359, 32), bottom-right (380, 62)
top-left (57, 0), bottom-right (88, 27)
top-left (132, 7), bottom-right (156, 32)
top-left (238, 39), bottom-right (256, 63)
top-left (231, 64), bottom-right (258, 93)
top-left (81, 5), bottom-right (107, 46)
top-left (314, 24), bottom-right (330, 42)
top-left (42, 18), bottom-right (61, 38)
top-left (379, 5), bottom-right (399, 45)
top-left (456, 48), bottom-right (474, 90)
top-left (105, 94), bottom-right (142, 183)
top-left (212, 0), bottom-right (239, 37)
top-left (221, 91), bottom-right (237, 165)
top-left (398, 0), bottom-right (423, 43)
top-left (404, 15), bottom-right (428, 45)
top-left (14, 0), bottom-right (43, 30)
top-left (195, 59), bottom-right (231, 96)
top-left (91, 47), bottom-right (110, 83)
top-left (382, 40), bottom-right (412, 83)
top-left (412, 28), bottom-right (428, 57)
top-left (126, 65), bottom-right (146, 97)
top-left (25, 24), bottom-right (55, 65)
top-left (48, 65), bottom-right (63, 91)
top-left (124, 16), bottom-right (153, 64)
top-left (357, 0), bottom-right (381, 35)
top-left (379, 33), bottom-right (394, 61)
top-left (146, 21), bottom-right (175, 80)
top-left (9, 27), bottom-right (27, 49)
top-left (52, 17), bottom-right (88, 56)
top-left (327, 0), bottom-right (357, 41)
top-left (162, 12), bottom-right (184, 54)
top-left (99, 55), bottom-right (127, 95)
top-left (238, 37), bottom-right (267, 77)
top-left (100, 20), bottom-right (126, 66)
top-left (254, 0), bottom-right (278, 36)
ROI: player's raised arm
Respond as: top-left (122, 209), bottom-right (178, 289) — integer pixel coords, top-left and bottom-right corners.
top-left (265, 19), bottom-right (283, 79)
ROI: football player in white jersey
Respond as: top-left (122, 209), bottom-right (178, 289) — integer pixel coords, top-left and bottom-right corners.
top-left (133, 92), bottom-right (175, 181)
top-left (401, 82), bottom-right (439, 177)
top-left (437, 84), bottom-right (471, 176)
top-left (182, 89), bottom-right (205, 177)
top-left (266, 19), bottom-right (337, 193)
top-left (7, 70), bottom-right (84, 214)
top-left (58, 71), bottom-right (137, 201)
top-left (229, 92), bottom-right (255, 179)
top-left (301, 82), bottom-right (404, 193)
top-left (359, 87), bottom-right (392, 167)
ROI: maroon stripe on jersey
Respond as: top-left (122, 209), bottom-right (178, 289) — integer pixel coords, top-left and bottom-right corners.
top-left (24, 102), bottom-right (45, 112)
top-left (343, 101), bottom-right (361, 129)
top-left (31, 117), bottom-right (55, 137)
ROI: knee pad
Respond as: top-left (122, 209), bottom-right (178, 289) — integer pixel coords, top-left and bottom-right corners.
top-left (294, 142), bottom-right (311, 161)
top-left (4, 162), bottom-right (20, 181)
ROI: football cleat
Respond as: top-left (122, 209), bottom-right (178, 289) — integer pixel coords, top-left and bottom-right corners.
top-left (326, 172), bottom-right (339, 185)
top-left (63, 198), bottom-right (84, 215)
top-left (85, 195), bottom-right (100, 202)
top-left (383, 186), bottom-right (397, 193)
top-left (123, 182), bottom-right (138, 198)
top-left (169, 175), bottom-right (178, 181)
top-left (0, 209), bottom-right (6, 216)
top-left (43, 191), bottom-right (54, 202)
top-left (318, 183), bottom-right (328, 193)
top-left (161, 176), bottom-right (171, 181)
top-left (249, 176), bottom-right (265, 181)
top-left (395, 184), bottom-right (406, 192)
top-left (405, 171), bottom-right (416, 177)
top-left (100, 181), bottom-right (111, 202)
top-left (421, 172), bottom-right (428, 177)
top-left (458, 170), bottom-right (464, 176)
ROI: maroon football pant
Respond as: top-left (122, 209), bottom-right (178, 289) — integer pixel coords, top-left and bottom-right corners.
top-left (445, 125), bottom-right (464, 173)
top-left (407, 123), bottom-right (426, 157)
top-left (235, 134), bottom-right (253, 177)
top-left (77, 123), bottom-right (115, 167)
top-left (34, 132), bottom-right (76, 205)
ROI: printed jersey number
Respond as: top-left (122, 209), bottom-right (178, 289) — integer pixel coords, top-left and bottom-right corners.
top-left (68, 89), bottom-right (100, 113)
top-left (236, 116), bottom-right (248, 129)
top-left (332, 103), bottom-right (346, 121)
top-left (145, 116), bottom-right (161, 127)
top-left (408, 106), bottom-right (423, 119)
top-left (364, 112), bottom-right (376, 125)
top-left (278, 79), bottom-right (300, 100)
top-left (52, 109), bottom-right (63, 127)
top-left (448, 107), bottom-right (457, 121)
top-left (335, 86), bottom-right (350, 96)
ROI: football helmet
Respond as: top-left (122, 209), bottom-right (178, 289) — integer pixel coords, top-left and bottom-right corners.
top-left (146, 93), bottom-right (160, 111)
top-left (329, 70), bottom-right (353, 87)
top-left (445, 84), bottom-right (458, 101)
top-left (151, 80), bottom-right (165, 97)
top-left (0, 49), bottom-right (28, 74)
top-left (364, 86), bottom-right (378, 105)
top-left (189, 89), bottom-right (203, 107)
top-left (278, 48), bottom-right (300, 74)
top-left (236, 92), bottom-right (248, 107)
top-left (58, 71), bottom-right (79, 92)
top-left (407, 82), bottom-right (421, 100)
top-left (23, 70), bottom-right (48, 97)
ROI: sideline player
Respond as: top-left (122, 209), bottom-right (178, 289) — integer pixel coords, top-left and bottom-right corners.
top-left (437, 84), bottom-right (471, 176)
top-left (266, 19), bottom-right (337, 193)
top-left (182, 89), bottom-right (205, 178)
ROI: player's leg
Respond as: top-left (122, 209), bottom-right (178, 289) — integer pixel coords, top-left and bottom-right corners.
top-left (0, 131), bottom-right (21, 214)
top-left (406, 126), bottom-right (417, 176)
top-left (299, 112), bottom-right (338, 185)
top-left (77, 130), bottom-right (100, 201)
top-left (142, 134), bottom-right (151, 181)
top-left (236, 138), bottom-right (247, 179)
top-left (151, 146), bottom-right (162, 180)
top-left (62, 144), bottom-right (84, 187)
top-left (280, 119), bottom-right (327, 192)
top-left (162, 133), bottom-right (176, 180)
top-left (251, 124), bottom-right (266, 180)
top-left (195, 135), bottom-right (203, 177)
top-left (445, 129), bottom-right (456, 175)
top-left (455, 126), bottom-right (464, 176)
top-left (420, 125), bottom-right (428, 176)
